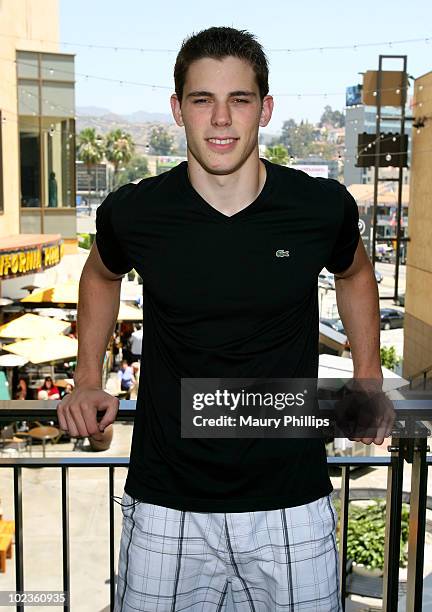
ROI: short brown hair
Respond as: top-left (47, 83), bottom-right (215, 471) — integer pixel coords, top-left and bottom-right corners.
top-left (174, 27), bottom-right (269, 102)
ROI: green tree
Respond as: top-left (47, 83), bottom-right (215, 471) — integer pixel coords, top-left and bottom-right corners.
top-left (380, 345), bottom-right (401, 371)
top-left (277, 119), bottom-right (317, 158)
top-left (105, 129), bottom-right (135, 184)
top-left (319, 105), bottom-right (345, 128)
top-left (77, 128), bottom-right (104, 205)
top-left (265, 144), bottom-right (289, 165)
top-left (149, 126), bottom-right (174, 155)
top-left (114, 155), bottom-right (150, 188)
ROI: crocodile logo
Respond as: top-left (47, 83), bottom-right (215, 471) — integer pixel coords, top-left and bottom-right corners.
top-left (275, 250), bottom-right (290, 258)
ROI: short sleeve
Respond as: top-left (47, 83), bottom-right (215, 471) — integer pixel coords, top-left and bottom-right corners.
top-left (325, 184), bottom-right (360, 274)
top-left (95, 191), bottom-right (133, 275)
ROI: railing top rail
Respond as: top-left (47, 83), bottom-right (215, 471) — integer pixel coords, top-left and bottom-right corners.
top-left (0, 398), bottom-right (431, 417)
top-left (0, 456), bottom-right (400, 467)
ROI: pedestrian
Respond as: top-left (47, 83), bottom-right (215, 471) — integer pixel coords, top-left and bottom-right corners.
top-left (117, 359), bottom-right (135, 397)
top-left (128, 362), bottom-right (140, 400)
top-left (128, 324), bottom-right (142, 363)
top-left (60, 382), bottom-right (74, 399)
top-left (37, 376), bottom-right (60, 400)
top-left (14, 376), bottom-right (28, 400)
top-left (58, 26), bottom-right (390, 611)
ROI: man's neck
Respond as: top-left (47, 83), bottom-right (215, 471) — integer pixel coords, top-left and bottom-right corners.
top-left (186, 150), bottom-right (267, 217)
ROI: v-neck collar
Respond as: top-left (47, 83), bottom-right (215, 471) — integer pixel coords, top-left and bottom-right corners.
top-left (178, 158), bottom-right (274, 223)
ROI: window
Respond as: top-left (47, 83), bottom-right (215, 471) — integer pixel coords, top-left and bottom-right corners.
top-left (16, 50), bottom-right (75, 209)
top-left (19, 118), bottom-right (40, 207)
top-left (0, 110), bottom-right (3, 213)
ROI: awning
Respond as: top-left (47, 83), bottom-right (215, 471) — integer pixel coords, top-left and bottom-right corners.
top-left (0, 313), bottom-right (70, 339)
top-left (2, 334), bottom-right (78, 364)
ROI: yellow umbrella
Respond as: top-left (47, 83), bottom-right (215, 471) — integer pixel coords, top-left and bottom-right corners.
top-left (22, 282), bottom-right (143, 320)
top-left (2, 335), bottom-right (78, 364)
top-left (0, 313), bottom-right (70, 339)
top-left (21, 280), bottom-right (79, 305)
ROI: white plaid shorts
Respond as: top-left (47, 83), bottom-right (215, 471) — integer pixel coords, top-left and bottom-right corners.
top-left (114, 492), bottom-right (342, 611)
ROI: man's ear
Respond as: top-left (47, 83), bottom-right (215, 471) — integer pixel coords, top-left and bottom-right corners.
top-left (259, 95), bottom-right (274, 128)
top-left (170, 94), bottom-right (184, 127)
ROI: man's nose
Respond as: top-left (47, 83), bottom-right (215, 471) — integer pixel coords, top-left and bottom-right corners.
top-left (211, 102), bottom-right (232, 127)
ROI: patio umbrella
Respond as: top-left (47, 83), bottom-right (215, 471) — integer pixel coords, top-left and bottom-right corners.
top-left (21, 280), bottom-right (140, 305)
top-left (0, 354), bottom-right (29, 398)
top-left (21, 284), bottom-right (40, 293)
top-left (21, 280), bottom-right (79, 305)
top-left (2, 335), bottom-right (78, 364)
top-left (117, 303), bottom-right (143, 321)
top-left (0, 313), bottom-right (70, 339)
top-left (34, 308), bottom-right (76, 319)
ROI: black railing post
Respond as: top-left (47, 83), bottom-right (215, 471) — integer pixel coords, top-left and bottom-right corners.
top-left (338, 466), bottom-right (350, 610)
top-left (382, 436), bottom-right (405, 611)
top-left (61, 466), bottom-right (70, 612)
top-left (406, 436), bottom-right (429, 612)
top-left (109, 466), bottom-right (115, 612)
top-left (13, 466), bottom-right (24, 612)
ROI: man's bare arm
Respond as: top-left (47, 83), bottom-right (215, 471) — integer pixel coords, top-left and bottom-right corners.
top-left (74, 242), bottom-right (123, 387)
top-left (334, 238), bottom-right (382, 380)
top-left (57, 243), bottom-right (125, 438)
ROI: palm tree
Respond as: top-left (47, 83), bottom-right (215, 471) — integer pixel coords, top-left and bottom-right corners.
top-left (105, 129), bottom-right (135, 185)
top-left (77, 128), bottom-right (104, 209)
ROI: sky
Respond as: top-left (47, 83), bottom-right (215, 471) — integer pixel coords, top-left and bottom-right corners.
top-left (60, 0), bottom-right (432, 132)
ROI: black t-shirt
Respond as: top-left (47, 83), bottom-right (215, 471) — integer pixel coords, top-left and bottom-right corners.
top-left (96, 159), bottom-right (360, 512)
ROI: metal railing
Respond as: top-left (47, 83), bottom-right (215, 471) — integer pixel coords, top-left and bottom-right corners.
top-left (409, 363), bottom-right (432, 390)
top-left (0, 401), bottom-right (430, 612)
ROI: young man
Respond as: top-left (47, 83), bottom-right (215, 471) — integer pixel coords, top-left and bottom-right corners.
top-left (58, 27), bottom-right (386, 611)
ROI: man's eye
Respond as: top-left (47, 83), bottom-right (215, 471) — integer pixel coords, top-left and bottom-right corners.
top-left (193, 99), bottom-right (209, 104)
top-left (233, 98), bottom-right (249, 103)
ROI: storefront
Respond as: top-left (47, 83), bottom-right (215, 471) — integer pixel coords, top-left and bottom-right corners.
top-left (0, 234), bottom-right (63, 302)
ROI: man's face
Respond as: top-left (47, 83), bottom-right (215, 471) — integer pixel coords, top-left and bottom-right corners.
top-left (171, 56), bottom-right (273, 175)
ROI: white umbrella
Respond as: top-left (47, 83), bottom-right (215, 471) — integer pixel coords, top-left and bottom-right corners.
top-left (0, 354), bottom-right (28, 367)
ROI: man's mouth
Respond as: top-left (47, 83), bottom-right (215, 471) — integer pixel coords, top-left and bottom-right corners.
top-left (207, 138), bottom-right (238, 145)
top-left (205, 137), bottom-right (239, 152)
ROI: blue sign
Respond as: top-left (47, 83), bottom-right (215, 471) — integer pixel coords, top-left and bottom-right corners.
top-left (346, 85), bottom-right (362, 107)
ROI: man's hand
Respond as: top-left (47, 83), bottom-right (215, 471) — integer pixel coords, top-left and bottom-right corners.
top-left (335, 378), bottom-right (395, 446)
top-left (57, 386), bottom-right (119, 441)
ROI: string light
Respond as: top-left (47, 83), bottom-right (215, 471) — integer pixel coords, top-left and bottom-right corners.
top-left (2, 55), bottom-right (430, 106)
top-left (0, 31), bottom-right (429, 55)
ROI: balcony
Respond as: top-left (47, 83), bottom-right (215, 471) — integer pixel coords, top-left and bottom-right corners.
top-left (0, 400), bottom-right (430, 612)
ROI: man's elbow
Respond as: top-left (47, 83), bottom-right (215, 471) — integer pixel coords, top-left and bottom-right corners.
top-left (81, 243), bottom-right (125, 283)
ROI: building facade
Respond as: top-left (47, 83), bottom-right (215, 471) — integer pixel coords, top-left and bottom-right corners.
top-left (0, 0), bottom-right (76, 299)
top-left (403, 71), bottom-right (432, 382)
top-left (344, 104), bottom-right (412, 186)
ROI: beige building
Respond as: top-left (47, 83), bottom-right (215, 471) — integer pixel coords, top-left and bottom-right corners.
top-left (0, 0), bottom-right (76, 299)
top-left (403, 70), bottom-right (432, 382)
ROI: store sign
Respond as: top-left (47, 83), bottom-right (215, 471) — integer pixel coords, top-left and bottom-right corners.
top-left (291, 164), bottom-right (329, 178)
top-left (0, 240), bottom-right (64, 279)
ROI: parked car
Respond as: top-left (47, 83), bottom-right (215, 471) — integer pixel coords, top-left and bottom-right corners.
top-left (318, 270), bottom-right (335, 290)
top-left (320, 318), bottom-right (345, 334)
top-left (380, 308), bottom-right (404, 330)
